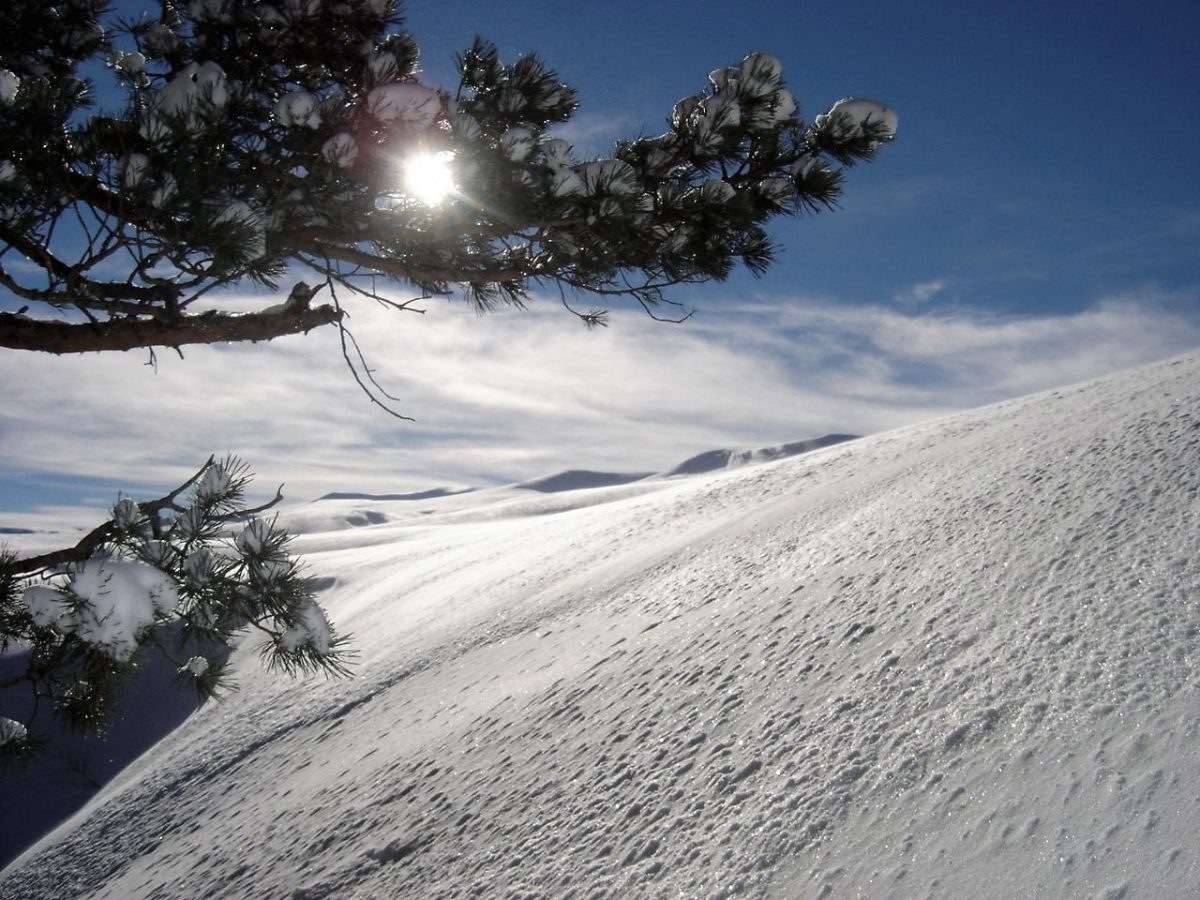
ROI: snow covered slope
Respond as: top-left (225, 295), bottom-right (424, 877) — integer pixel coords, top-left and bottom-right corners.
top-left (3, 351), bottom-right (1199, 899)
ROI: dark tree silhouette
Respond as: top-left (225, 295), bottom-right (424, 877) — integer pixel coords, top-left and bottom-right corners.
top-left (0, 0), bottom-right (895, 355)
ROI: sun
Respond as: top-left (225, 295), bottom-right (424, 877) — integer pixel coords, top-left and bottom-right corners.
top-left (402, 150), bottom-right (456, 206)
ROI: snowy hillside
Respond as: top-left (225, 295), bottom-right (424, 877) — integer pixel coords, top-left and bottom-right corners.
top-left (3, 350), bottom-right (1199, 899)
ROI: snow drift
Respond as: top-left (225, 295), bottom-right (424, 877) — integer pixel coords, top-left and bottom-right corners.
top-left (3, 350), bottom-right (1199, 899)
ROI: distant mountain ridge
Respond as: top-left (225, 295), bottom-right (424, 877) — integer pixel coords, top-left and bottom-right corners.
top-left (314, 434), bottom-right (860, 501)
top-left (317, 487), bottom-right (474, 502)
top-left (663, 433), bottom-right (858, 476)
top-left (513, 469), bottom-right (654, 493)
top-left (513, 434), bottom-right (859, 493)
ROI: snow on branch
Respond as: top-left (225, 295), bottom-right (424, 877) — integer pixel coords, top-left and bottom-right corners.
top-left (0, 457), bottom-right (352, 761)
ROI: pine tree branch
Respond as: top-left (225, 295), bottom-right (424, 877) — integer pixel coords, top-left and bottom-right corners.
top-left (4, 520), bottom-right (117, 578)
top-left (0, 300), bottom-right (343, 354)
top-left (286, 232), bottom-right (539, 286)
top-left (0, 224), bottom-right (179, 314)
top-left (0, 263), bottom-right (172, 320)
top-left (1, 457), bottom-right (286, 578)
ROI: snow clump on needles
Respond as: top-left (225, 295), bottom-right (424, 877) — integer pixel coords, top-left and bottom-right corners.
top-left (23, 559), bottom-right (181, 662)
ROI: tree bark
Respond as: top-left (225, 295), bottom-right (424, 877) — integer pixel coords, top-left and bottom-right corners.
top-left (0, 303), bottom-right (343, 354)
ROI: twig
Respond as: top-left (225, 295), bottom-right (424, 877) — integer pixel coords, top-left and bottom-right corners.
top-left (325, 277), bottom-right (415, 421)
top-left (3, 456), bottom-right (218, 577)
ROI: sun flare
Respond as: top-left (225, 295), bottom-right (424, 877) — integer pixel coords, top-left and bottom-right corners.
top-left (402, 150), bottom-right (456, 206)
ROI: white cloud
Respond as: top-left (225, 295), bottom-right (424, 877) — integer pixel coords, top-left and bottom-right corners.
top-left (1, 286), bottom-right (1197, 530)
top-left (547, 110), bottom-right (639, 156)
top-left (893, 278), bottom-right (947, 306)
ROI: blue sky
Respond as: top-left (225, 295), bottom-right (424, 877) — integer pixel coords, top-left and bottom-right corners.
top-left (405, 0), bottom-right (1200, 314)
top-left (2, 0), bottom-right (1199, 529)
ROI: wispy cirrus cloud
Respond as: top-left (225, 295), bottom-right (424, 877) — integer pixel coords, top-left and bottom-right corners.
top-left (892, 279), bottom-right (947, 306)
top-left (548, 110), bottom-right (640, 156)
top-left (1, 284), bottom-right (1197, 531)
